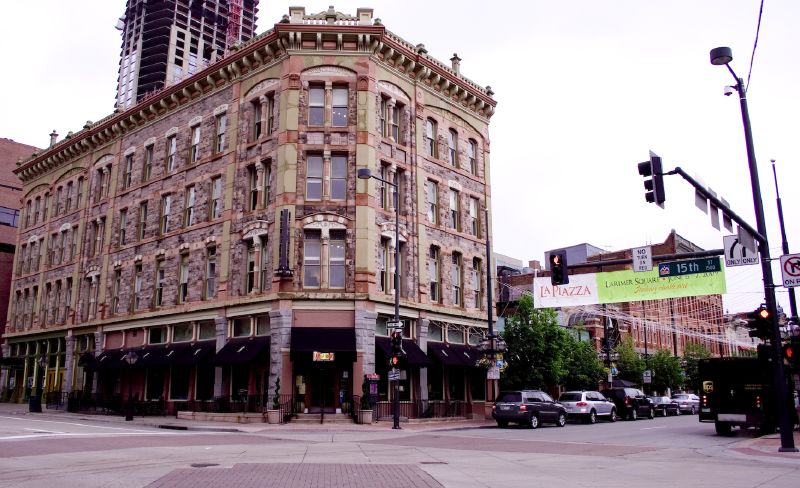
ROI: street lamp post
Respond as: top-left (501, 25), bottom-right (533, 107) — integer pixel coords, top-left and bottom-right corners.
top-left (710, 46), bottom-right (797, 452)
top-left (357, 167), bottom-right (401, 429)
top-left (124, 351), bottom-right (139, 421)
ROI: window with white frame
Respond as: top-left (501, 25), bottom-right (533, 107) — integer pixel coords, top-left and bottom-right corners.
top-left (379, 237), bottom-right (390, 293)
top-left (215, 114), bottom-right (227, 152)
top-left (189, 124), bottom-right (201, 163)
top-left (159, 194), bottom-right (171, 234)
top-left (426, 180), bottom-right (438, 224)
top-left (166, 135), bottom-right (177, 172)
top-left (177, 254), bottom-right (189, 303)
top-left (154, 259), bottom-right (165, 307)
top-left (468, 197), bottom-right (480, 237)
top-left (329, 230), bottom-right (346, 288)
top-left (452, 252), bottom-right (463, 307)
top-left (425, 118), bottom-right (437, 158)
top-left (448, 129), bottom-right (458, 167)
top-left (184, 185), bottom-right (196, 227)
top-left (204, 246), bottom-right (217, 299)
top-left (143, 145), bottom-right (153, 181)
top-left (303, 230), bottom-right (321, 287)
top-left (210, 176), bottom-right (222, 219)
top-left (137, 201), bottom-right (147, 240)
top-left (111, 269), bottom-right (122, 314)
top-left (308, 85), bottom-right (325, 126)
top-left (429, 246), bottom-right (441, 303)
top-left (252, 99), bottom-right (263, 139)
top-left (449, 190), bottom-right (460, 231)
top-left (332, 86), bottom-right (348, 126)
top-left (331, 154), bottom-right (347, 200)
top-left (468, 139), bottom-right (478, 175)
top-left (118, 208), bottom-right (127, 246)
top-left (247, 165), bottom-right (259, 211)
top-left (122, 154), bottom-right (133, 189)
top-left (473, 257), bottom-right (484, 309)
top-left (133, 263), bottom-right (142, 311)
top-left (306, 154), bottom-right (323, 200)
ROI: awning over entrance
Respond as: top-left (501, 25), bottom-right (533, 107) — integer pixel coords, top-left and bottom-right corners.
top-left (375, 337), bottom-right (433, 366)
top-left (212, 336), bottom-right (270, 365)
top-left (173, 341), bottom-right (216, 365)
top-left (137, 344), bottom-right (189, 367)
top-left (291, 327), bottom-right (355, 352)
top-left (427, 342), bottom-right (479, 368)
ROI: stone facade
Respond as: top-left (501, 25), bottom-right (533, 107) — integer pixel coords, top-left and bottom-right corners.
top-left (1, 7), bottom-right (496, 415)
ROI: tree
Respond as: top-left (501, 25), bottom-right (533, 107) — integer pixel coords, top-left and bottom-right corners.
top-left (648, 349), bottom-right (683, 394)
top-left (500, 294), bottom-right (572, 390)
top-left (614, 336), bottom-right (645, 385)
top-left (682, 343), bottom-right (712, 392)
top-left (562, 338), bottom-right (606, 390)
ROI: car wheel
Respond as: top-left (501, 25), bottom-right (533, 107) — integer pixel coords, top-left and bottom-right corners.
top-left (588, 410), bottom-right (597, 424)
top-left (648, 408), bottom-right (655, 420)
top-left (630, 408), bottom-right (638, 421)
top-left (557, 412), bottom-right (567, 427)
top-left (496, 420), bottom-right (508, 428)
top-left (610, 409), bottom-right (617, 422)
top-left (676, 408), bottom-right (681, 416)
top-left (690, 406), bottom-right (697, 415)
top-left (530, 414), bottom-right (539, 429)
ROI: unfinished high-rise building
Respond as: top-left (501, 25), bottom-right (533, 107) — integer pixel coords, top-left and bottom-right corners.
top-left (116, 0), bottom-right (259, 108)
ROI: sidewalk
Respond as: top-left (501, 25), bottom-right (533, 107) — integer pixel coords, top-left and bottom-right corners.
top-left (726, 430), bottom-right (800, 460)
top-left (0, 402), bottom-right (494, 434)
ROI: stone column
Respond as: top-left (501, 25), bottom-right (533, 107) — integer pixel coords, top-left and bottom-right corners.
top-left (324, 81), bottom-right (332, 127)
top-left (322, 150), bottom-right (331, 200)
top-left (62, 335), bottom-right (75, 394)
top-left (386, 98), bottom-right (396, 142)
top-left (255, 163), bottom-right (265, 210)
top-left (213, 316), bottom-right (227, 398)
top-left (269, 306), bottom-right (292, 396)
top-left (387, 165), bottom-right (397, 213)
top-left (417, 318), bottom-right (429, 402)
top-left (320, 233), bottom-right (330, 289)
top-left (251, 239), bottom-right (262, 294)
top-left (88, 276), bottom-right (99, 320)
top-left (258, 95), bottom-right (268, 137)
top-left (353, 308), bottom-right (377, 396)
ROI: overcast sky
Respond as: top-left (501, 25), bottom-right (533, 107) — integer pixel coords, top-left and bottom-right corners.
top-left (1, 1), bottom-right (798, 315)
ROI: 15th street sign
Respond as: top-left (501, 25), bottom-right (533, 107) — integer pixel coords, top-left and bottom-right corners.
top-left (658, 257), bottom-right (722, 277)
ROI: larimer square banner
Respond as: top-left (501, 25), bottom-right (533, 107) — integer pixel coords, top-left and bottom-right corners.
top-left (533, 267), bottom-right (726, 308)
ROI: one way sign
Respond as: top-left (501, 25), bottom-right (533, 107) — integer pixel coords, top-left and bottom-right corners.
top-left (723, 235), bottom-right (759, 267)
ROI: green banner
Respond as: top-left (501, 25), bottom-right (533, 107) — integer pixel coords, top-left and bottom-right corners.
top-left (596, 267), bottom-right (726, 304)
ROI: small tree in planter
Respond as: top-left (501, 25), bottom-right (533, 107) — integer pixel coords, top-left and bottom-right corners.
top-left (266, 378), bottom-right (281, 424)
top-left (359, 379), bottom-right (373, 425)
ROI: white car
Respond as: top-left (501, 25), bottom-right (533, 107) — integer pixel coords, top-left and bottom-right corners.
top-left (558, 391), bottom-right (617, 424)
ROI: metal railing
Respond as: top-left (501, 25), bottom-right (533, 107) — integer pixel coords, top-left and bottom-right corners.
top-left (353, 397), bottom-right (470, 421)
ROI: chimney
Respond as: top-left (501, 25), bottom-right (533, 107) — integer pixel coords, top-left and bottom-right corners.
top-left (288, 7), bottom-right (305, 23)
top-left (49, 130), bottom-right (58, 147)
top-left (356, 8), bottom-right (373, 25)
top-left (450, 53), bottom-right (461, 75)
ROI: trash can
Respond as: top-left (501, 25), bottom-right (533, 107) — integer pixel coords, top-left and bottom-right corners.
top-left (29, 394), bottom-right (42, 413)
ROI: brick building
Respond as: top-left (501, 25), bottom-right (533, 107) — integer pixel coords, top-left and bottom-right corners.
top-left (498, 231), bottom-right (730, 361)
top-left (1, 6), bottom-right (496, 420)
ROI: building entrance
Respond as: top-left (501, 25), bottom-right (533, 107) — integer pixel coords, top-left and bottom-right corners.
top-left (293, 358), bottom-right (352, 414)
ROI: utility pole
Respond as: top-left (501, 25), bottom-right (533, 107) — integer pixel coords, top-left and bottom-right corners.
top-left (771, 159), bottom-right (798, 321)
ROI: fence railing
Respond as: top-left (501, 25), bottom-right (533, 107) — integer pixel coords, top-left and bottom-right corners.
top-left (352, 397), bottom-right (470, 421)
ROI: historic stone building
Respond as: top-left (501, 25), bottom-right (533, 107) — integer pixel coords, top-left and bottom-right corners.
top-left (1, 6), bottom-right (496, 420)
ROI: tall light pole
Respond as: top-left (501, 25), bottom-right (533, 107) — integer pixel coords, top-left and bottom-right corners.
top-left (357, 167), bottom-right (401, 429)
top-left (770, 159), bottom-right (797, 321)
top-left (710, 47), bottom-right (797, 452)
top-left (124, 351), bottom-right (139, 421)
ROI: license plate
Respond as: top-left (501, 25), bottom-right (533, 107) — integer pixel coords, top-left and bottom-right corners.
top-left (701, 408), bottom-right (710, 412)
top-left (499, 405), bottom-right (510, 411)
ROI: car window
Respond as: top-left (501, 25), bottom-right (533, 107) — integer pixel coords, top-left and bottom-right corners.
top-left (496, 392), bottom-right (521, 403)
top-left (527, 393), bottom-right (543, 402)
top-left (559, 393), bottom-right (582, 402)
top-left (541, 393), bottom-right (554, 402)
top-left (673, 394), bottom-right (688, 399)
top-left (586, 393), bottom-right (598, 401)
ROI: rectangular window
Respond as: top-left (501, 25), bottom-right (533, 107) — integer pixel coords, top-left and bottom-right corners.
top-left (245, 242), bottom-right (256, 293)
top-left (210, 176), bottom-right (222, 219)
top-left (426, 180), bottom-right (438, 224)
top-left (159, 194), bottom-right (171, 234)
top-left (122, 154), bottom-right (133, 189)
top-left (449, 190), bottom-right (460, 231)
top-left (232, 318), bottom-right (251, 337)
top-left (330, 154), bottom-right (347, 200)
top-left (149, 327), bottom-right (166, 344)
top-left (263, 160), bottom-right (272, 205)
top-left (469, 197), bottom-right (480, 237)
top-left (266, 94), bottom-right (275, 135)
top-left (306, 154), bottom-right (323, 200)
top-left (303, 230), bottom-right (321, 287)
top-left (447, 326), bottom-right (463, 344)
top-left (379, 98), bottom-right (387, 137)
top-left (70, 226), bottom-right (79, 261)
top-left (76, 177), bottom-right (84, 207)
top-left (215, 114), bottom-right (227, 152)
top-left (57, 232), bottom-right (66, 264)
top-left (473, 258), bottom-right (483, 309)
top-left (425, 119), bottom-right (437, 158)
top-left (329, 230), bottom-right (345, 288)
top-left (50, 233), bottom-right (59, 265)
top-left (448, 129), bottom-right (458, 167)
top-left (183, 185), bottom-right (196, 227)
top-left (42, 194), bottom-right (49, 222)
top-left (429, 246), bottom-right (440, 303)
top-left (452, 253), bottom-right (463, 307)
top-left (379, 238), bottom-right (389, 293)
top-left (166, 135), bottom-right (177, 172)
top-left (137, 201), bottom-right (147, 240)
top-left (64, 278), bottom-right (72, 321)
top-left (198, 321), bottom-right (215, 340)
top-left (154, 260), bottom-right (164, 307)
top-left (178, 254), bottom-right (189, 303)
top-left (143, 145), bottom-right (153, 181)
top-left (118, 208), bottom-right (127, 246)
top-left (468, 139), bottom-right (478, 175)
top-left (390, 103), bottom-right (400, 142)
top-left (189, 125), bottom-right (201, 163)
top-left (259, 236), bottom-right (269, 292)
top-left (33, 197), bottom-right (40, 225)
top-left (204, 246), bottom-right (217, 299)
top-left (111, 269), bottom-right (122, 315)
top-left (173, 323), bottom-right (192, 342)
top-left (248, 165), bottom-right (258, 211)
top-left (55, 188), bottom-right (63, 216)
top-left (253, 99), bottom-right (263, 139)
top-left (256, 315), bottom-right (270, 336)
top-left (308, 85), bottom-right (325, 126)
top-left (331, 86), bottom-right (348, 126)
top-left (133, 264), bottom-right (142, 311)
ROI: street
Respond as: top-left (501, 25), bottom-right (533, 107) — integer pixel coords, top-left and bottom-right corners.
top-left (0, 408), bottom-right (797, 488)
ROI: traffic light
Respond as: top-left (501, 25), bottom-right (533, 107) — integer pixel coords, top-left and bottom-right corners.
top-left (782, 341), bottom-right (799, 372)
top-left (388, 354), bottom-right (400, 368)
top-left (746, 306), bottom-right (772, 340)
top-left (637, 153), bottom-right (665, 208)
top-left (390, 330), bottom-right (403, 354)
top-left (549, 250), bottom-right (569, 286)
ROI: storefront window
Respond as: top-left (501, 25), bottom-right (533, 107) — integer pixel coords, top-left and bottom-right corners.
top-left (196, 363), bottom-right (214, 400)
top-left (428, 322), bottom-right (443, 342)
top-left (232, 318), bottom-right (251, 337)
top-left (427, 363), bottom-right (443, 400)
top-left (146, 369), bottom-right (165, 400)
top-left (170, 365), bottom-right (190, 400)
top-left (448, 369), bottom-right (465, 400)
top-left (447, 326), bottom-right (463, 344)
top-left (256, 315), bottom-right (270, 336)
top-left (198, 321), bottom-right (215, 340)
top-left (375, 316), bottom-right (388, 336)
top-left (149, 327), bottom-right (166, 344)
top-left (172, 323), bottom-right (192, 342)
top-left (468, 329), bottom-right (482, 345)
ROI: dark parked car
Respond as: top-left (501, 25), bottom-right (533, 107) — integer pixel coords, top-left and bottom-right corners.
top-left (492, 390), bottom-right (568, 429)
top-left (648, 396), bottom-right (680, 417)
top-left (671, 393), bottom-right (700, 414)
top-left (601, 387), bottom-right (654, 420)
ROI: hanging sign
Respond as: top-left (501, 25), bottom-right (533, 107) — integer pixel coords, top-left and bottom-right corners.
top-left (313, 351), bottom-right (335, 362)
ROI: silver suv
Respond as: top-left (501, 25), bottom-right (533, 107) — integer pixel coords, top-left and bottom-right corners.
top-left (558, 390), bottom-right (617, 424)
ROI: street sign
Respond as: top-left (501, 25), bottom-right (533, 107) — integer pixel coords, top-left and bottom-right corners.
top-left (723, 235), bottom-right (759, 267)
top-left (643, 370), bottom-right (652, 384)
top-left (487, 366), bottom-right (500, 380)
top-left (780, 254), bottom-right (800, 288)
top-left (388, 368), bottom-right (400, 381)
top-left (387, 320), bottom-right (402, 331)
top-left (633, 246), bottom-right (653, 272)
top-left (658, 257), bottom-right (722, 277)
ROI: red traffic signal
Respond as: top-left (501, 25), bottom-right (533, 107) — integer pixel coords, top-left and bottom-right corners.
top-left (746, 306), bottom-right (772, 340)
top-left (783, 342), bottom-right (799, 372)
top-left (388, 355), bottom-right (400, 367)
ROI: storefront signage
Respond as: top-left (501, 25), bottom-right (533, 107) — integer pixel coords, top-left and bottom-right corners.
top-left (312, 351), bottom-right (335, 362)
top-left (534, 266), bottom-right (726, 308)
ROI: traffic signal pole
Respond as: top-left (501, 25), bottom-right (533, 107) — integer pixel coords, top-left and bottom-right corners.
top-left (771, 160), bottom-right (798, 322)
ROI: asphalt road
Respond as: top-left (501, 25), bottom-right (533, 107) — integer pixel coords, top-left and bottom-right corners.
top-left (0, 412), bottom-right (797, 488)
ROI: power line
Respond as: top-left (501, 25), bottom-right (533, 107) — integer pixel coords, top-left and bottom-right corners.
top-left (745, 0), bottom-right (765, 91)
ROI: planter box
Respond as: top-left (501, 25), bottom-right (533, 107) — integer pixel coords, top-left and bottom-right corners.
top-left (266, 409), bottom-right (281, 424)
top-left (358, 409), bottom-right (373, 425)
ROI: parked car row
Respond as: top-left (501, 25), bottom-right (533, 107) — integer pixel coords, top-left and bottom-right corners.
top-left (491, 388), bottom-right (700, 428)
